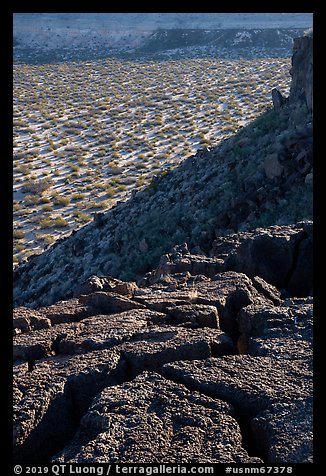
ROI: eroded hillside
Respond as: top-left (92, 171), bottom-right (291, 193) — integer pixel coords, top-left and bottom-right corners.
top-left (13, 34), bottom-right (312, 308)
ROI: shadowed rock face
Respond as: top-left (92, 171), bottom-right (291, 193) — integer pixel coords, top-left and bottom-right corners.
top-left (13, 223), bottom-right (313, 464)
top-left (289, 33), bottom-right (313, 113)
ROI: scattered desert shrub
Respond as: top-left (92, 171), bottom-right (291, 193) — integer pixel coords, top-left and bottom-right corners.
top-left (38, 217), bottom-right (69, 228)
top-left (14, 242), bottom-right (25, 252)
top-left (53, 196), bottom-right (70, 207)
top-left (54, 217), bottom-right (69, 227)
top-left (24, 194), bottom-right (40, 205)
top-left (22, 177), bottom-right (54, 195)
top-left (13, 230), bottom-right (25, 239)
top-left (71, 193), bottom-right (86, 201)
top-left (35, 233), bottom-right (56, 245)
top-left (73, 211), bottom-right (92, 223)
top-left (16, 165), bottom-right (31, 175)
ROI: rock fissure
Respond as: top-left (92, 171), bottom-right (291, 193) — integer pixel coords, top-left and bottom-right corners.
top-left (156, 364), bottom-right (266, 461)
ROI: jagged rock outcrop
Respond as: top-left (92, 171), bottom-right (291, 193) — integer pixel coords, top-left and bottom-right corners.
top-left (289, 32), bottom-right (313, 113)
top-left (13, 222), bottom-right (313, 464)
top-left (143, 221), bottom-right (313, 298)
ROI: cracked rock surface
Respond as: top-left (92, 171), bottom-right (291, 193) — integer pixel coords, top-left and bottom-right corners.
top-left (52, 372), bottom-right (262, 463)
top-left (13, 223), bottom-right (313, 464)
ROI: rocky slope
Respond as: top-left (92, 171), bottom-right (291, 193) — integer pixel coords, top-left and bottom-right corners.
top-left (13, 33), bottom-right (313, 309)
top-left (13, 34), bottom-right (313, 465)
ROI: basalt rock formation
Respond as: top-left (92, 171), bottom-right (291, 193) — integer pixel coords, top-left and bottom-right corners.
top-left (289, 33), bottom-right (313, 113)
top-left (13, 221), bottom-right (313, 464)
top-left (13, 34), bottom-right (313, 464)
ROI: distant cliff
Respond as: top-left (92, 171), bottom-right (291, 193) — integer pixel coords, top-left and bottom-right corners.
top-left (13, 13), bottom-right (312, 63)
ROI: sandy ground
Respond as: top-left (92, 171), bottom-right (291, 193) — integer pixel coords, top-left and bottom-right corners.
top-left (13, 56), bottom-right (291, 265)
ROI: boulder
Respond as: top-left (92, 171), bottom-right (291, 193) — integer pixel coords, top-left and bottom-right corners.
top-left (289, 34), bottom-right (313, 114)
top-left (162, 356), bottom-right (312, 420)
top-left (251, 276), bottom-right (282, 305)
top-left (121, 326), bottom-right (233, 377)
top-left (39, 298), bottom-right (93, 325)
top-left (79, 291), bottom-right (146, 314)
top-left (264, 153), bottom-right (284, 179)
top-left (224, 226), bottom-right (307, 290)
top-left (246, 301), bottom-right (313, 360)
top-left (271, 88), bottom-right (286, 110)
top-left (134, 288), bottom-right (198, 312)
top-left (193, 272), bottom-right (271, 332)
top-left (165, 304), bottom-right (219, 328)
top-left (74, 275), bottom-right (138, 298)
top-left (287, 235), bottom-right (313, 297)
top-left (57, 310), bottom-right (154, 355)
top-left (145, 251), bottom-right (225, 285)
top-left (237, 304), bottom-right (291, 336)
top-left (13, 322), bottom-right (82, 362)
top-left (13, 307), bottom-right (51, 333)
top-left (251, 398), bottom-right (313, 463)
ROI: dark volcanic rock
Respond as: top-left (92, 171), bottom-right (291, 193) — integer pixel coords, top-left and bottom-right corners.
top-left (13, 307), bottom-right (51, 334)
top-left (162, 355), bottom-right (313, 462)
top-left (74, 275), bottom-right (138, 298)
top-left (57, 310), bottom-right (157, 354)
top-left (39, 298), bottom-right (93, 325)
top-left (144, 246), bottom-right (225, 285)
top-left (194, 272), bottom-right (271, 333)
top-left (251, 398), bottom-right (313, 463)
top-left (162, 356), bottom-right (312, 419)
top-left (251, 276), bottom-right (282, 305)
top-left (287, 234), bottom-right (313, 296)
top-left (222, 223), bottom-right (313, 294)
top-left (13, 349), bottom-right (121, 464)
top-left (52, 372), bottom-right (262, 463)
top-left (13, 322), bottom-right (82, 362)
top-left (245, 300), bottom-right (313, 360)
top-left (289, 33), bottom-right (313, 113)
top-left (13, 269), bottom-right (313, 464)
top-left (121, 326), bottom-right (233, 377)
top-left (237, 304), bottom-right (290, 336)
top-left (271, 88), bottom-right (286, 110)
top-left (134, 288), bottom-right (199, 312)
top-left (79, 291), bottom-right (146, 314)
top-left (165, 304), bottom-right (219, 328)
